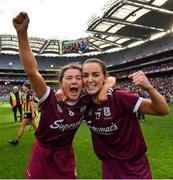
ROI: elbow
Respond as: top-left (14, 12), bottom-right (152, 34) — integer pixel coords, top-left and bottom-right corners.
top-left (151, 103), bottom-right (169, 116)
top-left (163, 103), bottom-right (170, 115)
top-left (158, 107), bottom-right (169, 116)
top-left (163, 108), bottom-right (169, 116)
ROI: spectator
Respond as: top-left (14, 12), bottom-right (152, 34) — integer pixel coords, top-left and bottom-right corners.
top-left (9, 85), bottom-right (23, 122)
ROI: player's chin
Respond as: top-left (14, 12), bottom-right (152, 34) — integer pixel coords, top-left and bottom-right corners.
top-left (68, 93), bottom-right (80, 101)
top-left (85, 88), bottom-right (98, 96)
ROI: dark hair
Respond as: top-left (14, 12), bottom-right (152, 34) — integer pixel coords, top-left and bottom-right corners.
top-left (83, 58), bottom-right (107, 76)
top-left (58, 62), bottom-right (82, 82)
top-left (23, 82), bottom-right (31, 89)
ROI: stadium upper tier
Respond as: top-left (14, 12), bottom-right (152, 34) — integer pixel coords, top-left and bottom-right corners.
top-left (1, 32), bottom-right (173, 72)
top-left (1, 0), bottom-right (173, 57)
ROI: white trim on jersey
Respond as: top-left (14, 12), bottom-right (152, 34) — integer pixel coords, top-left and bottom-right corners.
top-left (39, 87), bottom-right (50, 104)
top-left (66, 101), bottom-right (77, 106)
top-left (107, 88), bottom-right (113, 95)
top-left (133, 97), bottom-right (144, 113)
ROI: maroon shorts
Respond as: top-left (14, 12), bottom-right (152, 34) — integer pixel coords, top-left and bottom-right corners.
top-left (26, 140), bottom-right (77, 179)
top-left (102, 153), bottom-right (152, 179)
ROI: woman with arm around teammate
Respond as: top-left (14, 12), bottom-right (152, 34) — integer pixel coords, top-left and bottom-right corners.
top-left (82, 58), bottom-right (169, 179)
top-left (12, 12), bottom-right (116, 179)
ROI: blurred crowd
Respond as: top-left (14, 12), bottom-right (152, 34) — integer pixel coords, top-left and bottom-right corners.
top-left (0, 75), bottom-right (172, 103)
top-left (117, 76), bottom-right (173, 103)
top-left (113, 62), bottom-right (173, 78)
top-left (63, 40), bottom-right (89, 54)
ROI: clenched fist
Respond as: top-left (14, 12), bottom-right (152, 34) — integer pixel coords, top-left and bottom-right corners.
top-left (128, 71), bottom-right (153, 91)
top-left (13, 11), bottom-right (30, 33)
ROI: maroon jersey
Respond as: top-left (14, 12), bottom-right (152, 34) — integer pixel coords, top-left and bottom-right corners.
top-left (85, 88), bottom-right (146, 160)
top-left (35, 88), bottom-right (90, 147)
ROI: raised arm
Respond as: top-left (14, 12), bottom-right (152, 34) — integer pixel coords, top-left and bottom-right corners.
top-left (13, 12), bottom-right (47, 99)
top-left (128, 71), bottom-right (169, 115)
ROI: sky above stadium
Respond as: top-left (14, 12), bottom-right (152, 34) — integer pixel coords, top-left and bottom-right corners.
top-left (0, 0), bottom-right (108, 40)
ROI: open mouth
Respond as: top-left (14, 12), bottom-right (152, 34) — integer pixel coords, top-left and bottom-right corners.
top-left (70, 87), bottom-right (79, 94)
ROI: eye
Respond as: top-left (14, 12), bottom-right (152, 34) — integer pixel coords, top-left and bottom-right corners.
top-left (76, 75), bottom-right (82, 80)
top-left (93, 73), bottom-right (100, 77)
top-left (82, 74), bottom-right (88, 78)
top-left (66, 76), bottom-right (72, 80)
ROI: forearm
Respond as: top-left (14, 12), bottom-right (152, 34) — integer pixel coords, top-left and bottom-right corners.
top-left (17, 32), bottom-right (47, 98)
top-left (146, 87), bottom-right (169, 115)
top-left (129, 71), bottom-right (169, 115)
top-left (94, 76), bottom-right (116, 104)
top-left (13, 12), bottom-right (48, 99)
top-left (100, 76), bottom-right (116, 94)
top-left (17, 32), bottom-right (38, 77)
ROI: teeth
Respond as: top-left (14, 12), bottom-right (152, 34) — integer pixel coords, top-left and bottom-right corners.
top-left (87, 84), bottom-right (95, 89)
top-left (87, 83), bottom-right (95, 87)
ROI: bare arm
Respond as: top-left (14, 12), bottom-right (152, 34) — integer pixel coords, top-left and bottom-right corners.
top-left (95, 76), bottom-right (116, 104)
top-left (13, 12), bottom-right (47, 99)
top-left (128, 71), bottom-right (169, 115)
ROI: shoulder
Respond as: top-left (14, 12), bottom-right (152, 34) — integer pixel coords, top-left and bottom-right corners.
top-left (107, 88), bottom-right (128, 96)
top-left (107, 88), bottom-right (139, 103)
top-left (108, 88), bottom-right (139, 96)
top-left (39, 88), bottom-right (56, 107)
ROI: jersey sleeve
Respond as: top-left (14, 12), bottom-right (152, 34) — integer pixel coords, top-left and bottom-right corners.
top-left (113, 89), bottom-right (141, 114)
top-left (38, 88), bottom-right (55, 111)
top-left (39, 87), bottom-right (50, 104)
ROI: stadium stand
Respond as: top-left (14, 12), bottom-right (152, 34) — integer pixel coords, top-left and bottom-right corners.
top-left (0, 0), bottom-right (173, 102)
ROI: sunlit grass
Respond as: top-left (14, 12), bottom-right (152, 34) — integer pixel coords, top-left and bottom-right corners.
top-left (0, 102), bottom-right (172, 178)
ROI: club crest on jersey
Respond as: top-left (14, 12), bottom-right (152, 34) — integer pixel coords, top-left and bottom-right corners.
top-left (103, 107), bottom-right (111, 117)
top-left (57, 104), bottom-right (63, 113)
top-left (69, 109), bottom-right (74, 116)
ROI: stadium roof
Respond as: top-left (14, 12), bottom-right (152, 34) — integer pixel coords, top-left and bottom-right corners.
top-left (1, 0), bottom-right (173, 57)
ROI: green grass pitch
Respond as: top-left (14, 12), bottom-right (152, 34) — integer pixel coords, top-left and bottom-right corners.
top-left (0, 101), bottom-right (173, 178)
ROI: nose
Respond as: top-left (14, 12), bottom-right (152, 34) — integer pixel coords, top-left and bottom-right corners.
top-left (87, 75), bottom-right (93, 82)
top-left (71, 77), bottom-right (77, 83)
